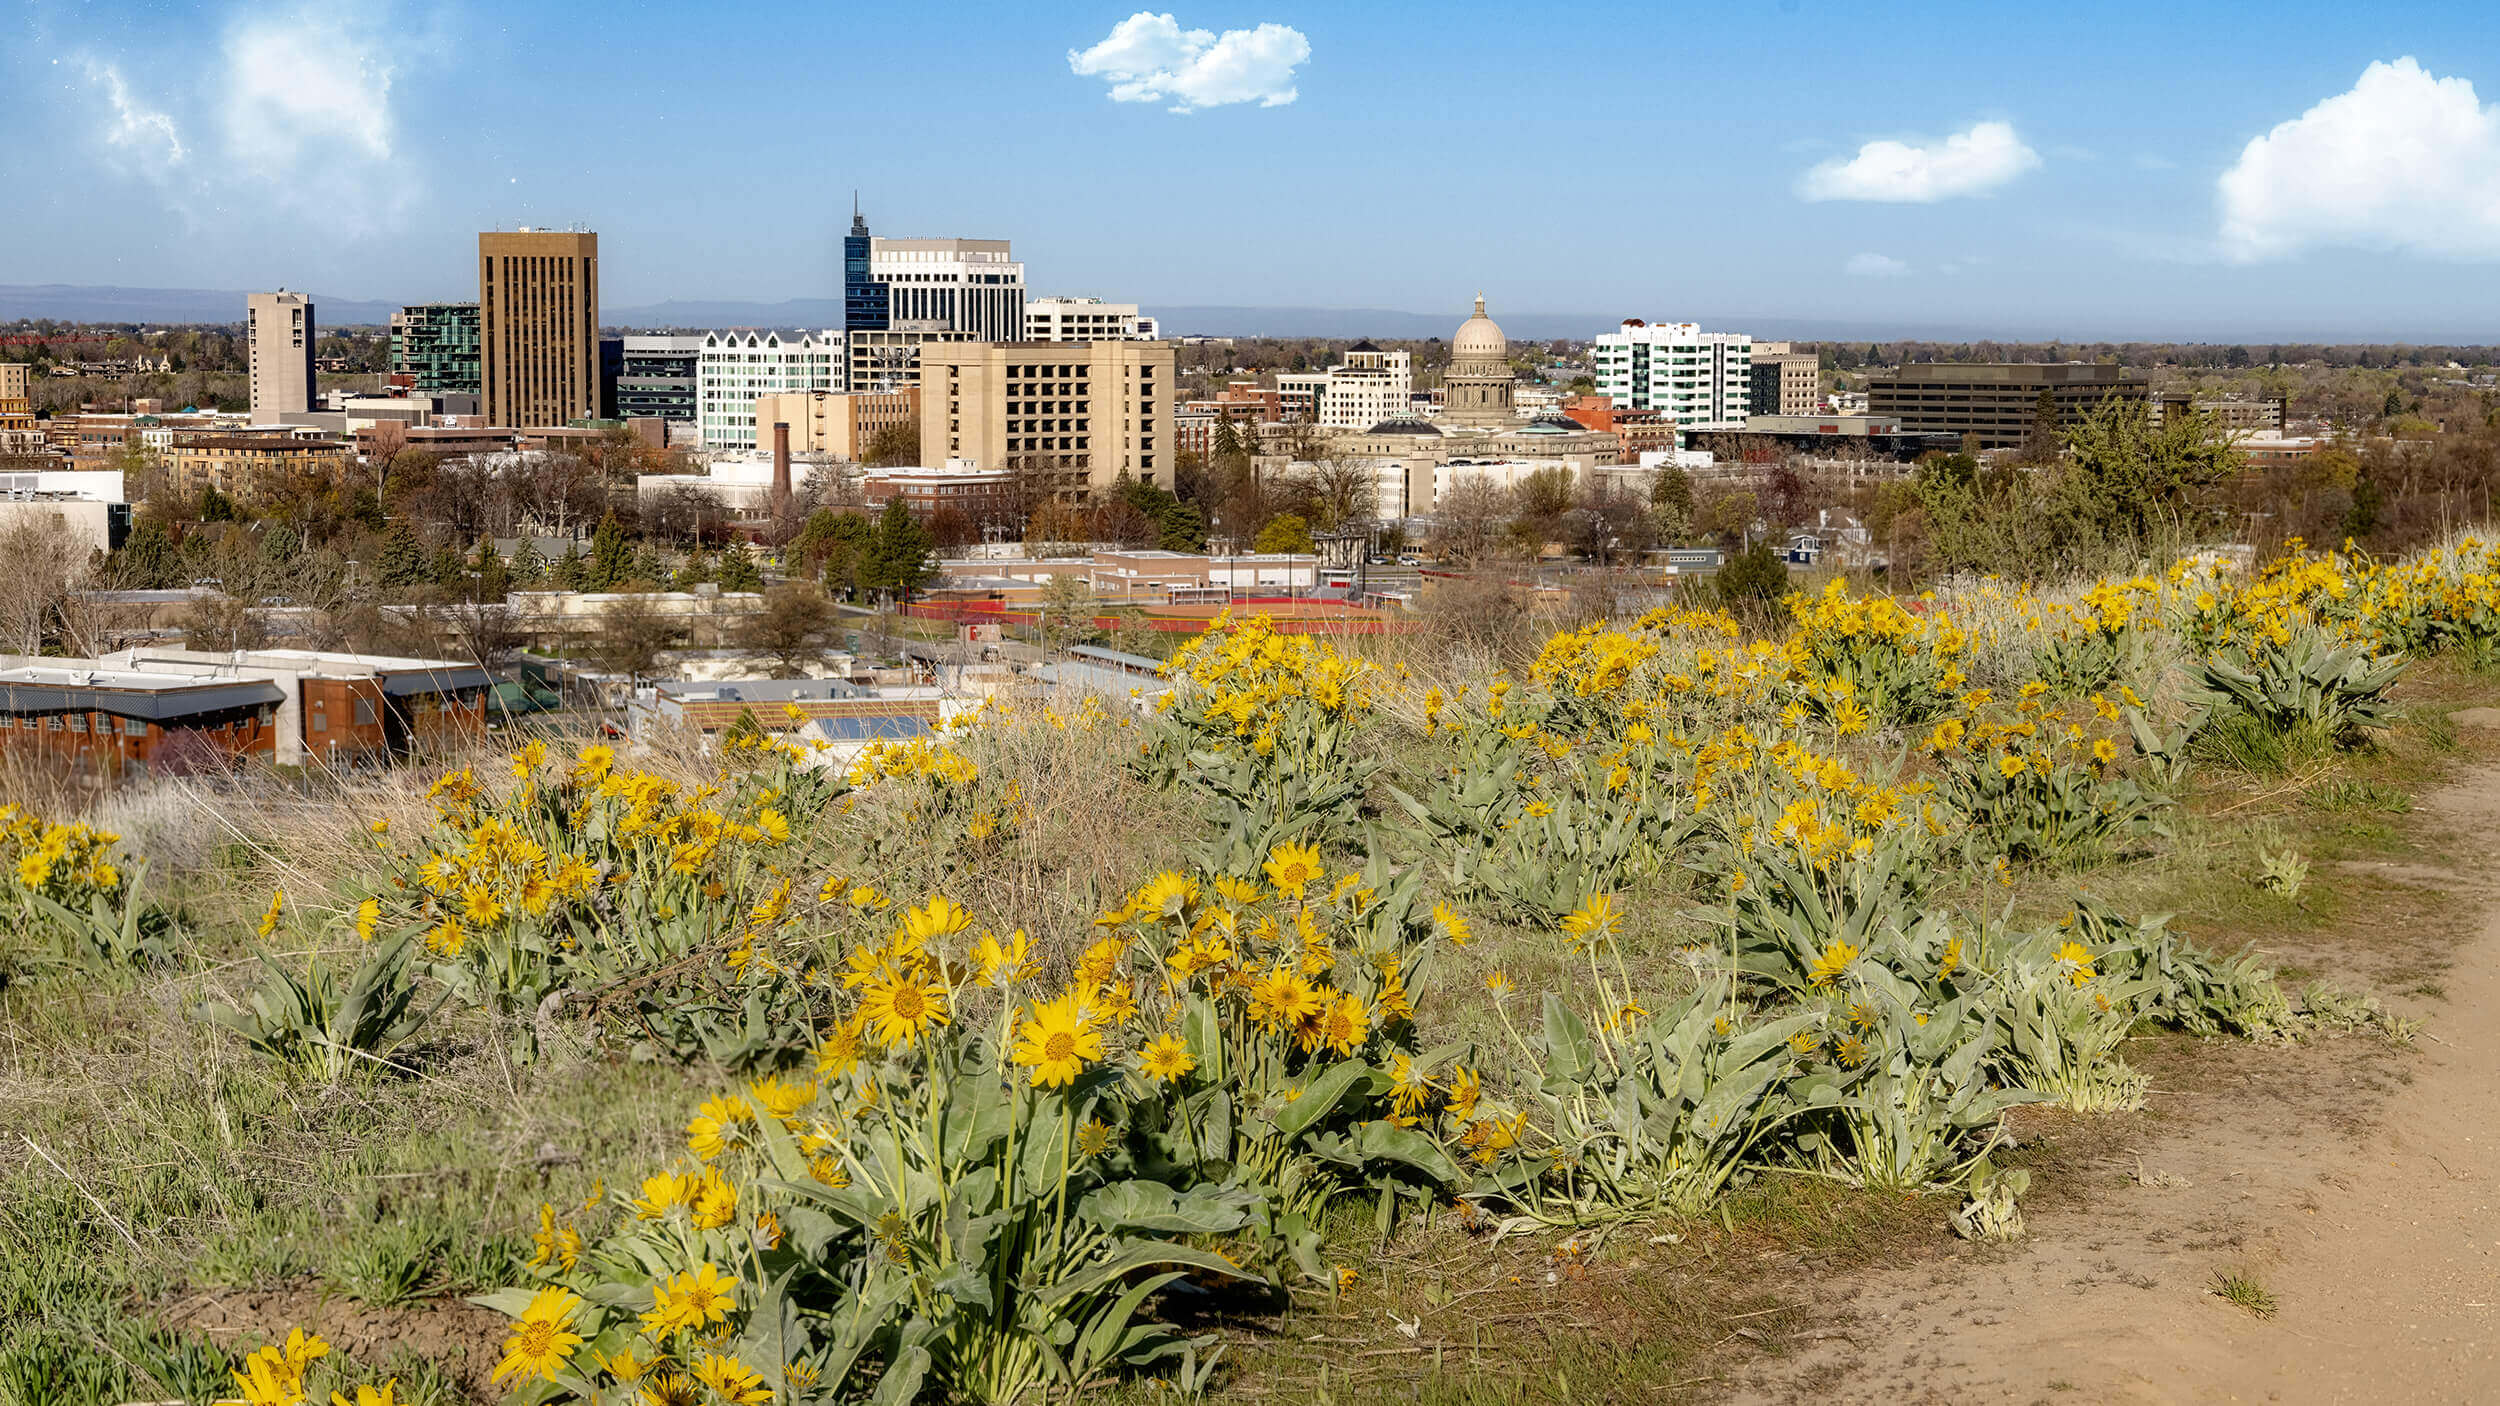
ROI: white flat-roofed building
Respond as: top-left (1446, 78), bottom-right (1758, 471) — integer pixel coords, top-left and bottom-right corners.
top-left (635, 456), bottom-right (846, 516)
top-left (1592, 321), bottom-right (1753, 433)
top-left (1312, 343), bottom-right (1414, 430)
top-left (1025, 297), bottom-right (1156, 342)
top-left (871, 238), bottom-right (1026, 343)
top-left (697, 331), bottom-right (842, 450)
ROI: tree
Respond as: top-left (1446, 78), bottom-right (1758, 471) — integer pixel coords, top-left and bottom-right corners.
top-left (717, 540), bottom-right (765, 593)
top-left (1253, 512), bottom-right (1315, 554)
top-left (862, 499), bottom-right (937, 599)
top-left (373, 522), bottom-right (427, 588)
top-left (1509, 466), bottom-right (1575, 552)
top-left (794, 510), bottom-right (876, 599)
top-left (864, 420), bottom-right (921, 467)
top-left (110, 519), bottom-right (179, 589)
top-left (1039, 572), bottom-right (1097, 653)
top-left (2021, 387), bottom-right (2061, 464)
top-left (1650, 464), bottom-right (1696, 542)
top-left (740, 582), bottom-right (837, 677)
top-left (1711, 541), bottom-right (1790, 613)
top-left (474, 538), bottom-right (509, 602)
top-left (587, 512), bottom-right (633, 590)
top-left (1435, 477), bottom-right (1512, 565)
top-left (1299, 458), bottom-right (1378, 530)
top-left (2058, 397), bottom-right (2243, 544)
top-left (0, 515), bottom-right (94, 656)
top-left (587, 592), bottom-right (683, 682)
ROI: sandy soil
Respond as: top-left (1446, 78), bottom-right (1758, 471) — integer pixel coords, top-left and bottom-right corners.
top-left (1738, 759), bottom-right (2500, 1405)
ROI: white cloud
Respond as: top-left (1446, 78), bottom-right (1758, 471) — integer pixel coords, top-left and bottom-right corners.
top-left (2218, 57), bottom-right (2500, 261)
top-left (1845, 252), bottom-right (1910, 278)
top-left (1069, 12), bottom-right (1310, 113)
top-left (73, 2), bottom-right (418, 237)
top-left (82, 59), bottom-right (187, 165)
top-left (221, 8), bottom-right (397, 174)
top-left (1797, 120), bottom-right (2040, 202)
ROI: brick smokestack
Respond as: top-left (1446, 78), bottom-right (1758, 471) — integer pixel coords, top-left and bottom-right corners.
top-left (771, 421), bottom-right (792, 508)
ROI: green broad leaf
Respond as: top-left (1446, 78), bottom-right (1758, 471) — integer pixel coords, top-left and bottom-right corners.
top-left (1274, 1059), bottom-right (1369, 1140)
top-left (868, 1345), bottom-right (930, 1406)
top-left (1039, 1239), bottom-right (1257, 1308)
top-left (1539, 993), bottom-right (1594, 1090)
top-left (1080, 1179), bottom-right (1259, 1235)
top-left (1018, 1096), bottom-right (1069, 1197)
top-left (750, 1099), bottom-right (812, 1183)
top-left (1199, 1089), bottom-right (1235, 1164)
top-left (765, 1176), bottom-right (891, 1231)
top-left (465, 1286), bottom-right (543, 1318)
top-left (1075, 1270), bottom-right (1190, 1377)
top-left (933, 1264), bottom-right (995, 1312)
top-left (1348, 1120), bottom-right (1464, 1186)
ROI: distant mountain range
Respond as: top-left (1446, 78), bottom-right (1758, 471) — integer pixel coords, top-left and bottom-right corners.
top-left (4, 283), bottom-right (2486, 346)
top-left (0, 285), bottom-right (2041, 341)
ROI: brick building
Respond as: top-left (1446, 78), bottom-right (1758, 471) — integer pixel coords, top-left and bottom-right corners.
top-left (0, 664), bottom-right (285, 774)
top-left (162, 434), bottom-right (352, 505)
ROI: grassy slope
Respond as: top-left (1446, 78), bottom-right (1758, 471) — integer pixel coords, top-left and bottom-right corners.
top-left (1, 656), bottom-right (2495, 1405)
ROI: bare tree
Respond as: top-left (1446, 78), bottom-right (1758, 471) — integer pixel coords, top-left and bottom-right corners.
top-left (739, 583), bottom-right (836, 678)
top-left (1299, 457), bottom-right (1378, 530)
top-left (1434, 477), bottom-right (1513, 566)
top-left (586, 593), bottom-right (684, 683)
top-left (0, 515), bottom-right (94, 656)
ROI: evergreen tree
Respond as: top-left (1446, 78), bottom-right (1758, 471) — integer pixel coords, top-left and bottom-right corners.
top-left (717, 540), bottom-right (765, 592)
top-left (552, 544), bottom-right (586, 591)
top-left (628, 545), bottom-right (667, 588)
top-left (431, 545), bottom-right (468, 593)
top-left (672, 549), bottom-right (714, 591)
top-left (588, 513), bottom-right (631, 590)
top-left (257, 523), bottom-right (301, 566)
top-left (1156, 501), bottom-right (1208, 552)
top-left (115, 520), bottom-right (179, 589)
top-left (374, 522), bottom-right (427, 588)
top-left (510, 539), bottom-right (545, 586)
top-left (474, 539), bottom-right (508, 601)
top-left (863, 499), bottom-right (936, 599)
top-left (198, 484), bottom-right (241, 523)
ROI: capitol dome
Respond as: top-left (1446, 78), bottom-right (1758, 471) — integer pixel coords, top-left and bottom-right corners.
top-left (1452, 293), bottom-right (1506, 361)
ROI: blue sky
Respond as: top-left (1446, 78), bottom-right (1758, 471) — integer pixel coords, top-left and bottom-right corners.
top-left (7, 0), bottom-right (2500, 339)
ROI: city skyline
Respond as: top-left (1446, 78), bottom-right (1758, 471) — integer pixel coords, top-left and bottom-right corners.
top-left (9, 1), bottom-right (2500, 339)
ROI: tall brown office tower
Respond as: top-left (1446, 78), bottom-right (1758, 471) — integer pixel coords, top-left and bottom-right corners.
top-left (477, 229), bottom-right (599, 427)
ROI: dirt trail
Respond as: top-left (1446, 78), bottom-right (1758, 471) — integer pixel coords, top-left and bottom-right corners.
top-left (1740, 759), bottom-right (2500, 1405)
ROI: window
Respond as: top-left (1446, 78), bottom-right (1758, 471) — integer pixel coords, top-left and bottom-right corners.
top-left (355, 699), bottom-right (377, 726)
top-left (313, 713), bottom-right (328, 732)
top-left (68, 714), bottom-right (86, 733)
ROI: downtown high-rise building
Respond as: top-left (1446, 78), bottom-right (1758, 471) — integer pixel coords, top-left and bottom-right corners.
top-left (1590, 320), bottom-right (1754, 433)
top-left (246, 290), bottom-right (315, 423)
top-left (477, 229), bottom-right (600, 427)
top-left (843, 205), bottom-right (888, 336)
top-left (389, 302), bottom-right (481, 396)
top-left (837, 206), bottom-right (1025, 392)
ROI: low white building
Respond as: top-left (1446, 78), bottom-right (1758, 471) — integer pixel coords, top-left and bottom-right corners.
top-left (635, 456), bottom-right (848, 516)
top-left (697, 331), bottom-right (843, 450)
top-left (0, 468), bottom-right (127, 554)
top-left (1025, 297), bottom-right (1157, 342)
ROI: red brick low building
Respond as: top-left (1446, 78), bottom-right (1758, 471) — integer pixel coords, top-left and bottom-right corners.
top-left (0, 665), bottom-right (285, 774)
